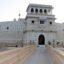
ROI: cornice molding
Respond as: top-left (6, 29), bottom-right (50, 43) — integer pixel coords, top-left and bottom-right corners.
top-left (23, 30), bottom-right (57, 33)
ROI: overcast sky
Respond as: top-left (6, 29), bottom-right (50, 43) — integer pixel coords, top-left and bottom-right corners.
top-left (0, 0), bottom-right (63, 23)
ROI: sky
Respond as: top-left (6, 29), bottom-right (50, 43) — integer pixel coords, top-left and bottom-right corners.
top-left (0, 0), bottom-right (64, 23)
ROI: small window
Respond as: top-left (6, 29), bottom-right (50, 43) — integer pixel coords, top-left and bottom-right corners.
top-left (6, 27), bottom-right (9, 30)
top-left (40, 9), bottom-right (42, 13)
top-left (40, 20), bottom-right (45, 24)
top-left (49, 22), bottom-right (52, 25)
top-left (32, 20), bottom-right (34, 24)
top-left (35, 9), bottom-right (38, 13)
top-left (44, 9), bottom-right (47, 14)
top-left (31, 8), bottom-right (34, 13)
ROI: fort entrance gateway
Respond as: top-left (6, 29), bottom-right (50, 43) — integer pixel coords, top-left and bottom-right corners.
top-left (38, 35), bottom-right (45, 45)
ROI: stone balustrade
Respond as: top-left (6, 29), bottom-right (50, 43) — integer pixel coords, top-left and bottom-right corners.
top-left (0, 45), bottom-right (35, 64)
top-left (46, 45), bottom-right (64, 64)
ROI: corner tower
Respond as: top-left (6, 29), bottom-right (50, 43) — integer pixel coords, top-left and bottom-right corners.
top-left (25, 4), bottom-right (56, 31)
top-left (24, 4), bottom-right (56, 45)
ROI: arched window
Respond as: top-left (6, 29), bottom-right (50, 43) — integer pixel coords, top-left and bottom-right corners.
top-left (31, 8), bottom-right (34, 13)
top-left (44, 9), bottom-right (47, 14)
top-left (48, 10), bottom-right (50, 13)
top-left (6, 27), bottom-right (9, 30)
top-left (40, 9), bottom-right (42, 13)
top-left (35, 9), bottom-right (38, 13)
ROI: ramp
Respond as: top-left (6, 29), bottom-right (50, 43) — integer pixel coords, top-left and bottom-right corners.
top-left (24, 46), bottom-right (53, 64)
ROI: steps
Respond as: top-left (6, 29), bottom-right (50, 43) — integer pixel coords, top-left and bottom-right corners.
top-left (38, 45), bottom-right (45, 47)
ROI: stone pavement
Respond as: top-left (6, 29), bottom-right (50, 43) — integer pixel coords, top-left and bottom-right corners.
top-left (24, 45), bottom-right (53, 64)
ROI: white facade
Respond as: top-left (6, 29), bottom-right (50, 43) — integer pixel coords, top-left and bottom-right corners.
top-left (0, 4), bottom-right (63, 46)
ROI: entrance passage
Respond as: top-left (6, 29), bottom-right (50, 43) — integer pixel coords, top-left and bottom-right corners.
top-left (38, 35), bottom-right (45, 45)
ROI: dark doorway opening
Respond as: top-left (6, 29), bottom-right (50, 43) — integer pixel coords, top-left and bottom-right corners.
top-left (38, 35), bottom-right (45, 45)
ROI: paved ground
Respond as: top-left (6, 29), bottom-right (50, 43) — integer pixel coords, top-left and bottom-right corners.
top-left (0, 47), bottom-right (16, 52)
top-left (24, 46), bottom-right (53, 64)
top-left (0, 48), bottom-right (9, 51)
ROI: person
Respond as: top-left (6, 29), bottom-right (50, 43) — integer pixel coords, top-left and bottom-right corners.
top-left (16, 45), bottom-right (18, 47)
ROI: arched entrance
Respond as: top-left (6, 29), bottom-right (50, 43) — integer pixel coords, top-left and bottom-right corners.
top-left (38, 34), bottom-right (45, 45)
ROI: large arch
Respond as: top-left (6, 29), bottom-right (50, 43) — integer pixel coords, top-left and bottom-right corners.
top-left (38, 34), bottom-right (45, 45)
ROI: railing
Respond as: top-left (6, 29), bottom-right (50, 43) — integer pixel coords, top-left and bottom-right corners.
top-left (46, 45), bottom-right (64, 64)
top-left (0, 45), bottom-right (35, 64)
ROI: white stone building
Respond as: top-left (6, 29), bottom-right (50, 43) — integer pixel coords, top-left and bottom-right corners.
top-left (0, 4), bottom-right (63, 46)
